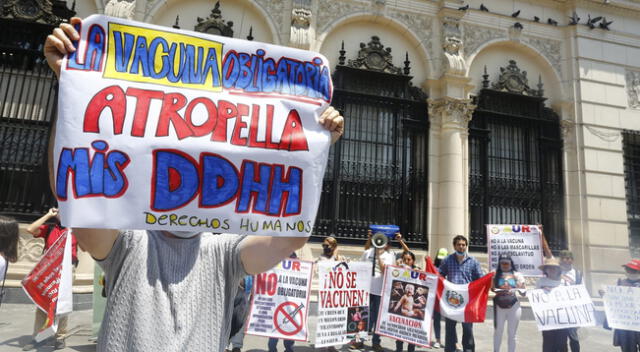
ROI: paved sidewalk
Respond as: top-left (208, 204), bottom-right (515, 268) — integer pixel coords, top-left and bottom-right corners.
top-left (0, 303), bottom-right (617, 351)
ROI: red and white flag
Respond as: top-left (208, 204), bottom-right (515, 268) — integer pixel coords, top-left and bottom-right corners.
top-left (21, 229), bottom-right (74, 341)
top-left (436, 273), bottom-right (493, 323)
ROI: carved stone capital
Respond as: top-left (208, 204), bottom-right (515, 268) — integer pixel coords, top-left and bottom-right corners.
top-left (290, 7), bottom-right (312, 49)
top-left (104, 0), bottom-right (135, 20)
top-left (428, 97), bottom-right (476, 128)
top-left (560, 119), bottom-right (575, 139)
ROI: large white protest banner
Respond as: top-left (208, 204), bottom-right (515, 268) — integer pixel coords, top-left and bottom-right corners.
top-left (527, 285), bottom-right (596, 331)
top-left (54, 15), bottom-right (333, 236)
top-left (314, 261), bottom-right (372, 348)
top-left (376, 265), bottom-right (438, 348)
top-left (603, 285), bottom-right (640, 332)
top-left (246, 258), bottom-right (313, 341)
top-left (487, 224), bottom-right (544, 276)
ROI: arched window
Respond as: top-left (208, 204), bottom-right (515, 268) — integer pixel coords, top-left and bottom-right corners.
top-left (313, 37), bottom-right (429, 247)
top-left (469, 61), bottom-right (565, 250)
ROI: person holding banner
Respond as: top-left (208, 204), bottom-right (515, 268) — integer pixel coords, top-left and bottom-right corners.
top-left (535, 257), bottom-right (568, 352)
top-left (395, 251), bottom-right (419, 352)
top-left (23, 208), bottom-right (78, 351)
top-left (43, 17), bottom-right (344, 352)
top-left (491, 254), bottom-right (525, 352)
top-left (558, 250), bottom-right (583, 352)
top-left (439, 235), bottom-right (483, 352)
top-left (0, 216), bottom-right (19, 305)
top-left (353, 231), bottom-right (397, 351)
top-left (431, 248), bottom-right (448, 349)
top-left (317, 235), bottom-right (347, 263)
top-left (611, 259), bottom-right (640, 352)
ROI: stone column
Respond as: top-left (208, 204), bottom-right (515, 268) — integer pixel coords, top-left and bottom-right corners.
top-left (428, 97), bottom-right (476, 253)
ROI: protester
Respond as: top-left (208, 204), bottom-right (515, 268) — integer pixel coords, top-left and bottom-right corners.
top-left (43, 17), bottom-right (344, 352)
top-left (559, 250), bottom-right (582, 352)
top-left (610, 259), bottom-right (640, 352)
top-left (395, 250), bottom-right (418, 352)
top-left (438, 235), bottom-right (483, 352)
top-left (394, 233), bottom-right (413, 265)
top-left (0, 216), bottom-right (19, 307)
top-left (351, 230), bottom-right (396, 351)
top-left (491, 254), bottom-right (525, 352)
top-left (316, 235), bottom-right (347, 263)
top-left (23, 208), bottom-right (78, 351)
top-left (227, 275), bottom-right (253, 352)
top-left (431, 248), bottom-right (448, 349)
top-left (536, 257), bottom-right (568, 352)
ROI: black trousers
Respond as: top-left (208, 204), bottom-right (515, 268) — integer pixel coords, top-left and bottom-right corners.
top-left (445, 318), bottom-right (474, 352)
top-left (542, 329), bottom-right (569, 352)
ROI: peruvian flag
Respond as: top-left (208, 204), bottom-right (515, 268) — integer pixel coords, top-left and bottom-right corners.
top-left (425, 257), bottom-right (493, 323)
top-left (438, 273), bottom-right (493, 323)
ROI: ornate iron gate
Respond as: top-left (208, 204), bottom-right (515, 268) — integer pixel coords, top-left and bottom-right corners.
top-left (469, 61), bottom-right (565, 251)
top-left (313, 37), bottom-right (429, 247)
top-left (623, 130), bottom-right (640, 257)
top-left (0, 1), bottom-right (74, 221)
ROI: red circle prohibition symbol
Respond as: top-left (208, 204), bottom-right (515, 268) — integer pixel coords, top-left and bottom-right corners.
top-left (273, 301), bottom-right (304, 336)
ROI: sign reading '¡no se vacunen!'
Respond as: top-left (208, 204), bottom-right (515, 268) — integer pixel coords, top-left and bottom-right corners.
top-left (54, 15), bottom-right (334, 236)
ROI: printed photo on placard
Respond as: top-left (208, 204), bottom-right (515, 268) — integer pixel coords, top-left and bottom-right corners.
top-left (387, 280), bottom-right (429, 321)
top-left (346, 306), bottom-right (369, 334)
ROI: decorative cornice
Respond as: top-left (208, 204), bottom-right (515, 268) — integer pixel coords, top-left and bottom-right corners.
top-left (626, 69), bottom-right (640, 110)
top-left (523, 36), bottom-right (562, 76)
top-left (255, 0), bottom-right (285, 38)
top-left (462, 23), bottom-right (504, 58)
top-left (317, 0), bottom-right (366, 34)
top-left (490, 60), bottom-right (543, 97)
top-left (344, 36), bottom-right (405, 75)
top-left (428, 97), bottom-right (476, 127)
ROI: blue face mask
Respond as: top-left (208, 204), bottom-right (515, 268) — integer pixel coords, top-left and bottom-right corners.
top-left (455, 250), bottom-right (466, 256)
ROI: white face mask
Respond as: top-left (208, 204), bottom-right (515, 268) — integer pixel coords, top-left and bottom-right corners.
top-left (170, 231), bottom-right (200, 238)
top-left (626, 273), bottom-right (640, 281)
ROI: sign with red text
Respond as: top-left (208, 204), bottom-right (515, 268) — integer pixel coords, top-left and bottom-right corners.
top-left (314, 261), bottom-right (372, 348)
top-left (54, 15), bottom-right (333, 236)
top-left (246, 258), bottom-right (313, 341)
top-left (603, 285), bottom-right (640, 332)
top-left (376, 266), bottom-right (438, 348)
top-left (21, 230), bottom-right (74, 342)
top-left (487, 224), bottom-right (544, 276)
top-left (527, 285), bottom-right (596, 331)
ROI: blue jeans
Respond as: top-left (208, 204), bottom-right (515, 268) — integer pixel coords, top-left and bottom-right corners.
top-left (370, 294), bottom-right (381, 345)
top-left (268, 338), bottom-right (294, 352)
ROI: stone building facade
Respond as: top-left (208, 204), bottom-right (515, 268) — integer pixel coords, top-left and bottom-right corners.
top-left (4, 0), bottom-right (640, 297)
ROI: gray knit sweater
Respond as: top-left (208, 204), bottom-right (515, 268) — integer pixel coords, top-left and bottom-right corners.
top-left (97, 230), bottom-right (246, 352)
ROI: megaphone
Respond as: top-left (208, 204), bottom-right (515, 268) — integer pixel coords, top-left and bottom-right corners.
top-left (371, 232), bottom-right (389, 249)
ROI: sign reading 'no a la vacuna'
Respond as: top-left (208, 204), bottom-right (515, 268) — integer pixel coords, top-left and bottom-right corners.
top-left (54, 15), bottom-right (333, 236)
top-left (487, 224), bottom-right (544, 277)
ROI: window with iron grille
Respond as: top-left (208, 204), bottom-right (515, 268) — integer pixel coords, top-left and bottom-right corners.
top-left (623, 130), bottom-right (640, 257)
top-left (0, 19), bottom-right (62, 221)
top-left (312, 37), bottom-right (429, 247)
top-left (468, 61), bottom-right (565, 251)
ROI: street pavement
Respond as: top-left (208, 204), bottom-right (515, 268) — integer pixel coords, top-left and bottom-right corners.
top-left (0, 303), bottom-right (618, 351)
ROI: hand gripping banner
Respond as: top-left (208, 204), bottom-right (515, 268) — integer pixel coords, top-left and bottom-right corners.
top-left (54, 15), bottom-right (333, 236)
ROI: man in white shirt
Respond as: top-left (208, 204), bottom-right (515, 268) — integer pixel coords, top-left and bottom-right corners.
top-left (351, 232), bottom-right (395, 352)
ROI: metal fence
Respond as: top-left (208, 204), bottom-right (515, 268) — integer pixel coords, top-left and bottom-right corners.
top-left (623, 130), bottom-right (640, 257)
top-left (0, 19), bottom-right (58, 221)
top-left (469, 89), bottom-right (565, 251)
top-left (313, 65), bottom-right (428, 247)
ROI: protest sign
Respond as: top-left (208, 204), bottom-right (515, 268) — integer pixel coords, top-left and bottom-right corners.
top-left (22, 230), bottom-right (74, 341)
top-left (603, 285), bottom-right (640, 332)
top-left (314, 261), bottom-right (372, 348)
top-left (487, 224), bottom-right (544, 276)
top-left (54, 15), bottom-right (333, 236)
top-left (376, 265), bottom-right (438, 348)
top-left (527, 285), bottom-right (596, 331)
top-left (246, 258), bottom-right (313, 341)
